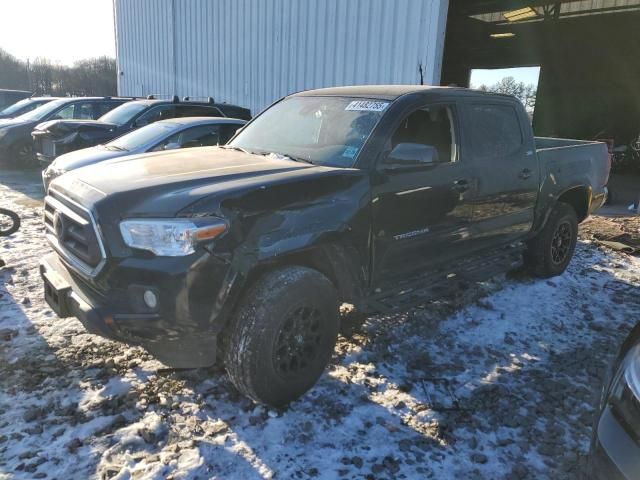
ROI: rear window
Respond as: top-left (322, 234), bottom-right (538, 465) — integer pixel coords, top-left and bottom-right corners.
top-left (469, 104), bottom-right (523, 158)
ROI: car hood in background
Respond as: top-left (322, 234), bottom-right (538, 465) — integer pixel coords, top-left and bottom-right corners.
top-left (52, 146), bottom-right (128, 172)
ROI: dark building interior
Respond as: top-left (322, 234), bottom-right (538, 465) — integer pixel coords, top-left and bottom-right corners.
top-left (442, 0), bottom-right (640, 143)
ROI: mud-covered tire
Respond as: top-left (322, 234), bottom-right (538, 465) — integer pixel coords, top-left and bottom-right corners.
top-left (525, 202), bottom-right (578, 278)
top-left (224, 266), bottom-right (339, 407)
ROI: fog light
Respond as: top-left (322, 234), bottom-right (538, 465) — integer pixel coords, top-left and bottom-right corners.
top-left (143, 290), bottom-right (158, 309)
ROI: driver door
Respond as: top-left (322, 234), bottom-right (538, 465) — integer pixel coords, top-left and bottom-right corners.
top-left (371, 102), bottom-right (476, 286)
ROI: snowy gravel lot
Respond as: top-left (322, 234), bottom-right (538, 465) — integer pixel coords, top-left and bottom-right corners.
top-left (1, 169), bottom-right (640, 480)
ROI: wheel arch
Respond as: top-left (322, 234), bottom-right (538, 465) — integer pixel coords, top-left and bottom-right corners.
top-left (556, 185), bottom-right (591, 222)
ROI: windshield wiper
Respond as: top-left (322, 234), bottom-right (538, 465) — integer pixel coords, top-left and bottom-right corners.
top-left (104, 145), bottom-right (127, 151)
top-left (220, 145), bottom-right (252, 155)
top-left (263, 151), bottom-right (314, 165)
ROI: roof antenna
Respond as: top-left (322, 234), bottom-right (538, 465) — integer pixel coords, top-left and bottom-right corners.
top-left (418, 63), bottom-right (424, 85)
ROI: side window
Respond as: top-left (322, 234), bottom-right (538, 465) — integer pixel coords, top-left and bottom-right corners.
top-left (152, 125), bottom-right (222, 151)
top-left (390, 105), bottom-right (457, 163)
top-left (136, 105), bottom-right (176, 126)
top-left (220, 124), bottom-right (243, 144)
top-left (96, 102), bottom-right (119, 117)
top-left (469, 104), bottom-right (523, 158)
top-left (175, 105), bottom-right (224, 118)
top-left (54, 104), bottom-right (76, 120)
top-left (75, 102), bottom-right (95, 119)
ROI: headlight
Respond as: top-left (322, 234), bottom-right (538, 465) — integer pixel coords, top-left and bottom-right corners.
top-left (119, 218), bottom-right (228, 256)
top-left (609, 344), bottom-right (640, 442)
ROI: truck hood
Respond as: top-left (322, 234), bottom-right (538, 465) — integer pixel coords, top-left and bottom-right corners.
top-left (34, 119), bottom-right (118, 136)
top-left (52, 147), bottom-right (352, 218)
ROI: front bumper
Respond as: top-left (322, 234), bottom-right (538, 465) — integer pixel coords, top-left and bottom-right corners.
top-left (590, 406), bottom-right (640, 480)
top-left (40, 252), bottom-right (223, 367)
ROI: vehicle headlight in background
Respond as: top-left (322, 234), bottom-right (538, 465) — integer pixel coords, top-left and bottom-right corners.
top-left (609, 344), bottom-right (640, 442)
top-left (119, 218), bottom-right (228, 256)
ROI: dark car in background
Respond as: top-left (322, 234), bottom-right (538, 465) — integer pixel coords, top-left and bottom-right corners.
top-left (33, 96), bottom-right (252, 165)
top-left (42, 116), bottom-right (247, 189)
top-left (0, 97), bottom-right (57, 120)
top-left (0, 96), bottom-right (132, 167)
top-left (591, 321), bottom-right (640, 479)
top-left (0, 89), bottom-right (31, 110)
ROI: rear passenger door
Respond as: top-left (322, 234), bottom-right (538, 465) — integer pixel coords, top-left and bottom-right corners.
top-left (465, 102), bottom-right (539, 245)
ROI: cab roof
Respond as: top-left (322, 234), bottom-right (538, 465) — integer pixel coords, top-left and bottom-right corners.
top-left (293, 84), bottom-right (515, 101)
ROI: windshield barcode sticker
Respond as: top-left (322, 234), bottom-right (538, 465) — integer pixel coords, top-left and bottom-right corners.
top-left (345, 100), bottom-right (389, 112)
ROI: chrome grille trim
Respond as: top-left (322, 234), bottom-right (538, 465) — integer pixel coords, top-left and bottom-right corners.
top-left (44, 187), bottom-right (107, 278)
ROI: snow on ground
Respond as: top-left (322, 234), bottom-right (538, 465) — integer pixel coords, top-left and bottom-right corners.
top-left (1, 169), bottom-right (639, 480)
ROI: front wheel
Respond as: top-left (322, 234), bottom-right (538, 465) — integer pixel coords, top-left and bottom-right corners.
top-left (224, 266), bottom-right (339, 407)
top-left (525, 202), bottom-right (578, 278)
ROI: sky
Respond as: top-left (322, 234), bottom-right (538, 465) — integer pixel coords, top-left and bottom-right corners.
top-left (470, 66), bottom-right (541, 89)
top-left (0, 0), bottom-right (115, 65)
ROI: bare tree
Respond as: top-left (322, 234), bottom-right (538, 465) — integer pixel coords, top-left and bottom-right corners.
top-left (477, 76), bottom-right (537, 112)
top-left (0, 48), bottom-right (117, 96)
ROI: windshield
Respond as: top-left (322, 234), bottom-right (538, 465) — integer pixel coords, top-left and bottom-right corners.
top-left (99, 102), bottom-right (149, 126)
top-left (107, 122), bottom-right (177, 151)
top-left (229, 96), bottom-right (389, 167)
top-left (15, 98), bottom-right (68, 122)
top-left (0, 98), bottom-right (47, 116)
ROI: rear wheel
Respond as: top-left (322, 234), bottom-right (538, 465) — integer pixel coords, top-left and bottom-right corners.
top-left (224, 266), bottom-right (339, 407)
top-left (525, 202), bottom-right (578, 278)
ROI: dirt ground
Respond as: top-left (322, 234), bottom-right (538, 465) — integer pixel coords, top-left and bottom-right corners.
top-left (580, 213), bottom-right (640, 252)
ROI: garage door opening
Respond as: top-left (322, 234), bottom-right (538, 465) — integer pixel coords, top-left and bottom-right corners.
top-left (470, 66), bottom-right (541, 119)
top-left (442, 1), bottom-right (640, 142)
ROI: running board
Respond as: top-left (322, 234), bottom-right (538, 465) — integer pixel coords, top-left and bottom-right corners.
top-left (363, 242), bottom-right (525, 314)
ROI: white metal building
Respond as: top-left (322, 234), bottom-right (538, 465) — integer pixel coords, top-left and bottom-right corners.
top-left (114, 0), bottom-right (449, 115)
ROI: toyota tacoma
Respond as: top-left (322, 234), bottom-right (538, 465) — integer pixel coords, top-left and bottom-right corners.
top-left (40, 85), bottom-right (610, 407)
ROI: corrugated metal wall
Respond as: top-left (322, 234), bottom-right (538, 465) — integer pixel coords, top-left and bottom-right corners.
top-left (114, 0), bottom-right (449, 114)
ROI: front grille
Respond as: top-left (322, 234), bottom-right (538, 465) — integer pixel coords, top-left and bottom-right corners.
top-left (44, 189), bottom-right (106, 277)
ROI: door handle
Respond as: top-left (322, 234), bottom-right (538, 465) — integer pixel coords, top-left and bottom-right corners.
top-left (518, 168), bottom-right (532, 180)
top-left (452, 179), bottom-right (470, 193)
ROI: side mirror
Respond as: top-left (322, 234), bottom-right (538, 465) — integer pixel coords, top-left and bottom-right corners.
top-left (382, 143), bottom-right (438, 172)
top-left (163, 142), bottom-right (181, 151)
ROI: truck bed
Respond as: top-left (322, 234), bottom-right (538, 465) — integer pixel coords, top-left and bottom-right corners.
top-left (534, 136), bottom-right (610, 219)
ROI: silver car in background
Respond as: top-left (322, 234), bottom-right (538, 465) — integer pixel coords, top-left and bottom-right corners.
top-left (42, 116), bottom-right (246, 189)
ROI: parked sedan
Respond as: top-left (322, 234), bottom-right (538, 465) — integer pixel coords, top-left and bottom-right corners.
top-left (42, 116), bottom-right (246, 189)
top-left (0, 97), bottom-right (57, 120)
top-left (0, 96), bottom-right (130, 167)
top-left (33, 96), bottom-right (251, 165)
top-left (590, 321), bottom-right (640, 479)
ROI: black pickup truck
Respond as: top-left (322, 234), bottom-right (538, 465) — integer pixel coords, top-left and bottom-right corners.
top-left (32, 96), bottom-right (252, 165)
top-left (40, 86), bottom-right (610, 407)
